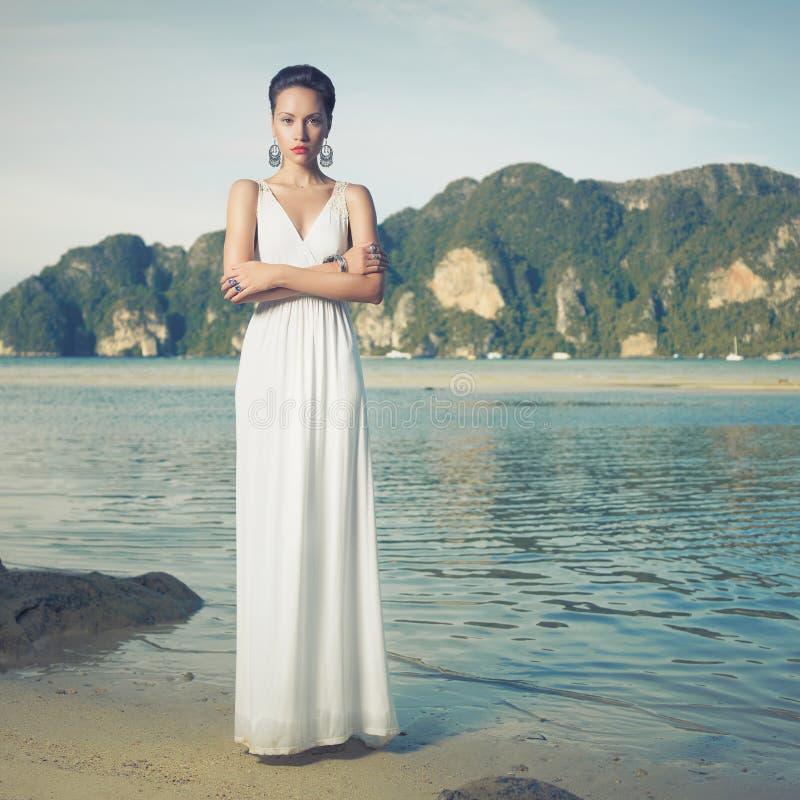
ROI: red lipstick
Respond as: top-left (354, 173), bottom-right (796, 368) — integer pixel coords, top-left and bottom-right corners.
top-left (291, 146), bottom-right (308, 153)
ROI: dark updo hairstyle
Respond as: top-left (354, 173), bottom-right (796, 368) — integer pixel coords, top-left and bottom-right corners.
top-left (268, 64), bottom-right (336, 128)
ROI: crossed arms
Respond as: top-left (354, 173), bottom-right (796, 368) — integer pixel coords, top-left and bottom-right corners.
top-left (220, 179), bottom-right (388, 306)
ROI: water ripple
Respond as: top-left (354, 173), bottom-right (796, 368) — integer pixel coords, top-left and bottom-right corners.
top-left (1, 369), bottom-right (799, 760)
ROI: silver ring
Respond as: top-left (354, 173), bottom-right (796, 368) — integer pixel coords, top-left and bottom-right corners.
top-left (369, 243), bottom-right (377, 254)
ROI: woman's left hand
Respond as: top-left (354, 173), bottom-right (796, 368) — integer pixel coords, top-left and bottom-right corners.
top-left (219, 262), bottom-right (281, 303)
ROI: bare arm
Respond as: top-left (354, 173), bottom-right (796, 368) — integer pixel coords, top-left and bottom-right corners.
top-left (343, 184), bottom-right (385, 305)
top-left (222, 179), bottom-right (257, 279)
top-left (270, 265), bottom-right (375, 304)
top-left (239, 261), bottom-right (340, 305)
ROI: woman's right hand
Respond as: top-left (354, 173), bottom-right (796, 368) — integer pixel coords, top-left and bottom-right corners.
top-left (342, 242), bottom-right (390, 275)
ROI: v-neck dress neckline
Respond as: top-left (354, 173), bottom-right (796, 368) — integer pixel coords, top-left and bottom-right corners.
top-left (260, 180), bottom-right (339, 244)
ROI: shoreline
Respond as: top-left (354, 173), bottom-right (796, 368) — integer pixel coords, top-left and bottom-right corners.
top-left (1, 371), bottom-right (798, 393)
top-left (2, 355), bottom-right (800, 393)
top-left (1, 667), bottom-right (797, 800)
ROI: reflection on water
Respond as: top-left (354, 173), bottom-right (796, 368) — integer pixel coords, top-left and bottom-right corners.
top-left (1, 358), bottom-right (799, 767)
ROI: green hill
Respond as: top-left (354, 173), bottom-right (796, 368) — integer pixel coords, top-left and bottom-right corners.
top-left (1, 162), bottom-right (798, 358)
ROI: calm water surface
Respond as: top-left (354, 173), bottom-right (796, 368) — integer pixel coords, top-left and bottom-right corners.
top-left (1, 357), bottom-right (798, 768)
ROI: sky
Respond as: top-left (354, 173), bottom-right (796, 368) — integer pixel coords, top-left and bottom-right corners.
top-left (1, 0), bottom-right (797, 294)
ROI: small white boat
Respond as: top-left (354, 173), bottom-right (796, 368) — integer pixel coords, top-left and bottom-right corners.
top-left (385, 349), bottom-right (412, 359)
top-left (486, 351), bottom-right (503, 360)
top-left (551, 351), bottom-right (571, 360)
top-left (766, 352), bottom-right (784, 361)
top-left (697, 352), bottom-right (705, 359)
top-left (725, 336), bottom-right (744, 361)
top-left (672, 353), bottom-right (682, 359)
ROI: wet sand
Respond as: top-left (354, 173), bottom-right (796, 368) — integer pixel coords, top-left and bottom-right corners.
top-left (1, 668), bottom-right (797, 800)
top-left (1, 357), bottom-right (799, 393)
top-left (363, 372), bottom-right (800, 393)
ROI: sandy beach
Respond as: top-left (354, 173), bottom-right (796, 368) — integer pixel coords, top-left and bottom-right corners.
top-left (1, 666), bottom-right (797, 800)
top-left (1, 356), bottom-right (799, 393)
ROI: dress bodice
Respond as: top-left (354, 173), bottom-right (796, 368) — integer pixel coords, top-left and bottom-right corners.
top-left (254, 179), bottom-right (349, 269)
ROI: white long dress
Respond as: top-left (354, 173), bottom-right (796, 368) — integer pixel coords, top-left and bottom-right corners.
top-left (234, 177), bottom-right (401, 755)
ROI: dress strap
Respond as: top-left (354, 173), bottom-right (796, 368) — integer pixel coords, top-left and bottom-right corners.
top-left (330, 181), bottom-right (349, 218)
top-left (255, 178), bottom-right (269, 218)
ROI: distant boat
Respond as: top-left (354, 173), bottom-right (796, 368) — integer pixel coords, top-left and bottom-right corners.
top-left (385, 349), bottom-right (412, 359)
top-left (697, 352), bottom-right (705, 359)
top-left (486, 351), bottom-right (503, 360)
top-left (551, 351), bottom-right (571, 360)
top-left (766, 352), bottom-right (785, 361)
top-left (725, 336), bottom-right (744, 361)
top-left (672, 353), bottom-right (682, 359)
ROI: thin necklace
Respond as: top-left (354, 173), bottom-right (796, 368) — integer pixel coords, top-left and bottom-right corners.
top-left (266, 177), bottom-right (332, 190)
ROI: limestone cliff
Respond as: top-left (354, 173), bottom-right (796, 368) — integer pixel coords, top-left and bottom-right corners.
top-left (95, 307), bottom-right (170, 357)
top-left (555, 267), bottom-right (589, 345)
top-left (706, 255), bottom-right (799, 310)
top-left (620, 332), bottom-right (658, 357)
top-left (706, 259), bottom-right (769, 309)
top-left (426, 247), bottom-right (505, 320)
top-left (352, 289), bottom-right (415, 353)
top-left (761, 216), bottom-right (800, 270)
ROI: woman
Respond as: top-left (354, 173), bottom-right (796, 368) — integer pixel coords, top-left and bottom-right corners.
top-left (219, 64), bottom-right (401, 756)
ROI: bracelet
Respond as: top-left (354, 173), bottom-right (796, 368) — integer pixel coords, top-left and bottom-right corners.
top-left (323, 254), bottom-right (348, 272)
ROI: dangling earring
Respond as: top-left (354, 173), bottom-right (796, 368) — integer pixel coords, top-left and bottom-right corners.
top-left (268, 137), bottom-right (281, 168)
top-left (319, 137), bottom-right (333, 167)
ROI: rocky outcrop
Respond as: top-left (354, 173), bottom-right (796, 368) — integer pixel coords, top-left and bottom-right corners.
top-left (620, 332), bottom-right (657, 357)
top-left (427, 247), bottom-right (505, 320)
top-left (771, 273), bottom-right (800, 304)
top-left (352, 290), bottom-right (417, 353)
top-left (761, 216), bottom-right (800, 270)
top-left (353, 302), bottom-right (393, 351)
top-left (621, 196), bottom-right (650, 211)
top-left (555, 267), bottom-right (589, 345)
top-left (95, 308), bottom-right (170, 356)
top-left (601, 163), bottom-right (800, 212)
top-left (657, 265), bottom-right (676, 312)
top-left (706, 259), bottom-right (770, 309)
top-left (0, 340), bottom-right (59, 357)
top-left (438, 774), bottom-right (584, 800)
top-left (0, 558), bottom-right (203, 667)
top-left (391, 291), bottom-right (415, 348)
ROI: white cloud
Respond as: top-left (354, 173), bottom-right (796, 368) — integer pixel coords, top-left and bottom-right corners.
top-left (348, 0), bottom-right (721, 130)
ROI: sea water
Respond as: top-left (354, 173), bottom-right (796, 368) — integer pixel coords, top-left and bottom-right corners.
top-left (1, 356), bottom-right (798, 770)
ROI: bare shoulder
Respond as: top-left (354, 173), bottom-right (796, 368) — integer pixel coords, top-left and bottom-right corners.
top-left (226, 179), bottom-right (260, 216)
top-left (229, 178), bottom-right (260, 197)
top-left (343, 182), bottom-right (372, 198)
top-left (342, 182), bottom-right (375, 208)
top-left (225, 179), bottom-right (261, 229)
